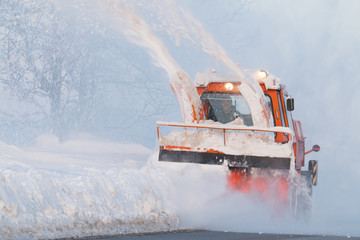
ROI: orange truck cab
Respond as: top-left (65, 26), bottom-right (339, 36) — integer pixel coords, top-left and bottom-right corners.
top-left (195, 70), bottom-right (319, 174)
top-left (157, 69), bottom-right (320, 215)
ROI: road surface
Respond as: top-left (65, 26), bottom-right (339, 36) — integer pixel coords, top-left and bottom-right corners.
top-left (84, 230), bottom-right (359, 240)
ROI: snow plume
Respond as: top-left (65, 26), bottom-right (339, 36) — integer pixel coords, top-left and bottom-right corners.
top-left (90, 1), bottom-right (205, 123)
top-left (135, 0), bottom-right (271, 127)
top-left (169, 71), bottom-right (204, 123)
top-left (85, 0), bottom-right (270, 125)
top-left (238, 83), bottom-right (272, 128)
top-left (141, 0), bottom-right (246, 80)
top-left (95, 1), bottom-right (180, 78)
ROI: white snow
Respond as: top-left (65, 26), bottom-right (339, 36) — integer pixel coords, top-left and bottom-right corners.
top-left (170, 71), bottom-right (204, 123)
top-left (0, 132), bottom-right (358, 239)
top-left (238, 83), bottom-right (272, 128)
top-left (157, 120), bottom-right (293, 158)
top-left (252, 70), bottom-right (281, 90)
top-left (0, 134), bottom-right (180, 239)
top-left (0, 130), bottom-right (295, 240)
top-left (97, 1), bottom-right (180, 78)
top-left (194, 69), bottom-right (240, 86)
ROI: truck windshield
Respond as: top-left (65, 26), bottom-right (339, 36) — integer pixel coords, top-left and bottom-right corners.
top-left (200, 92), bottom-right (253, 126)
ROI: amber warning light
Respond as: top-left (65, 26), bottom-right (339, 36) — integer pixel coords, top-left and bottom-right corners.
top-left (257, 70), bottom-right (268, 79)
top-left (225, 83), bottom-right (234, 91)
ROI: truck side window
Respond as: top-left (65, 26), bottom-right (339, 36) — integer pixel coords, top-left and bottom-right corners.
top-left (284, 95), bottom-right (294, 132)
top-left (277, 92), bottom-right (286, 127)
top-left (265, 94), bottom-right (275, 126)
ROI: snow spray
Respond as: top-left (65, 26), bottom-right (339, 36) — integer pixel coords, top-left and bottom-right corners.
top-left (136, 0), bottom-right (272, 127)
top-left (95, 1), bottom-right (207, 123)
top-left (97, 0), bottom-right (281, 224)
top-left (95, 1), bottom-right (180, 78)
top-left (85, 0), bottom-right (300, 232)
top-left (140, 0), bottom-right (247, 80)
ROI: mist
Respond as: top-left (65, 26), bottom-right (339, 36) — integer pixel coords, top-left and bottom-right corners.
top-left (0, 0), bottom-right (359, 237)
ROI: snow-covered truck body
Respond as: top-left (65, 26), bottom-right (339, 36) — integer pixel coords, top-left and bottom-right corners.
top-left (157, 69), bottom-right (319, 214)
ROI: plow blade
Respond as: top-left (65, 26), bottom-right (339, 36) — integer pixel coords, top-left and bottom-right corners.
top-left (157, 121), bottom-right (294, 170)
top-left (159, 148), bottom-right (291, 169)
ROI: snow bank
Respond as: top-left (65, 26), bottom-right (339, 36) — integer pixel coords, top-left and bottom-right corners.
top-left (0, 135), bottom-right (179, 239)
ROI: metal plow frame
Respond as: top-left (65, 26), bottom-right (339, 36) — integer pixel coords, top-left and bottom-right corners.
top-left (157, 121), bottom-right (294, 170)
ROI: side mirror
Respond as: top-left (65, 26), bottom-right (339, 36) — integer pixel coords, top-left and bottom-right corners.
top-left (286, 98), bottom-right (294, 111)
top-left (312, 144), bottom-right (320, 152)
top-left (305, 144), bottom-right (320, 155)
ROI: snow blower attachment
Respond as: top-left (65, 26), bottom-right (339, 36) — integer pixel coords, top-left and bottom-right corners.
top-left (157, 122), bottom-right (293, 169)
top-left (157, 69), bottom-right (320, 216)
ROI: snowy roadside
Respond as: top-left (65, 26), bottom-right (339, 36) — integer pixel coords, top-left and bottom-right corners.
top-left (0, 134), bottom-right (180, 239)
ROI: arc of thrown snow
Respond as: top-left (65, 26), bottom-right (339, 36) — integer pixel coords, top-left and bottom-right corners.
top-left (170, 70), bottom-right (271, 128)
top-left (105, 1), bottom-right (271, 127)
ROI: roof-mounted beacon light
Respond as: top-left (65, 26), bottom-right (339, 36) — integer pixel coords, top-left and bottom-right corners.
top-left (257, 70), bottom-right (268, 79)
top-left (225, 82), bottom-right (234, 91)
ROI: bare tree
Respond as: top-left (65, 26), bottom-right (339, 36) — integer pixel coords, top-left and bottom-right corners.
top-left (0, 0), bottom-right (178, 145)
top-left (0, 0), bottom-right (97, 140)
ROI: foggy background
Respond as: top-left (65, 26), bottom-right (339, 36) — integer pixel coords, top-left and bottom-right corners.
top-left (0, 0), bottom-right (359, 235)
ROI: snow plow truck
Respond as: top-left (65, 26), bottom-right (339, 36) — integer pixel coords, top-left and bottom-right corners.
top-left (156, 69), bottom-right (320, 216)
